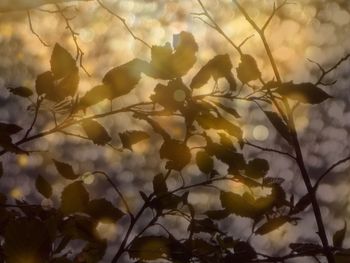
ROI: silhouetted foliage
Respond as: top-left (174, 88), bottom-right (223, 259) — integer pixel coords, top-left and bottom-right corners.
top-left (1, 1), bottom-right (350, 263)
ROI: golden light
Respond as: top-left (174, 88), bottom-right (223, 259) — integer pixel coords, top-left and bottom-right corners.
top-left (17, 154), bottom-right (28, 167)
top-left (253, 125), bottom-right (269, 141)
top-left (81, 172), bottom-right (95, 185)
top-left (10, 187), bottom-right (23, 199)
top-left (95, 220), bottom-right (118, 240)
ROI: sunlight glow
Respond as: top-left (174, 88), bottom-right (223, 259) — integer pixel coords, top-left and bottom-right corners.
top-left (253, 125), bottom-right (269, 141)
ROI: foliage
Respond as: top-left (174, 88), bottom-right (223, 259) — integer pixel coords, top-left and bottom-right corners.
top-left (0, 1), bottom-right (350, 263)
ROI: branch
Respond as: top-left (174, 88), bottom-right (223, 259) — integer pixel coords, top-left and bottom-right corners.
top-left (245, 140), bottom-right (295, 159)
top-left (55, 4), bottom-right (90, 76)
top-left (96, 0), bottom-right (151, 49)
top-left (27, 10), bottom-right (49, 47)
top-left (0, 0), bottom-right (93, 12)
top-left (314, 155), bottom-right (350, 190)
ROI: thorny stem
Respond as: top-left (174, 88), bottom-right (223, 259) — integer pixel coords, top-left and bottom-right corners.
top-left (233, 1), bottom-right (334, 262)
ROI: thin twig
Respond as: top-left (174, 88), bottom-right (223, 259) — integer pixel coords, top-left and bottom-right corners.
top-left (27, 10), bottom-right (49, 47)
top-left (96, 0), bottom-right (151, 49)
top-left (245, 140), bottom-right (295, 159)
top-left (314, 155), bottom-right (350, 190)
top-left (93, 170), bottom-right (134, 219)
top-left (55, 4), bottom-right (91, 76)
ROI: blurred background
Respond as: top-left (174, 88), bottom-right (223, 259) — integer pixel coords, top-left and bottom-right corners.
top-left (1, 0), bottom-right (350, 262)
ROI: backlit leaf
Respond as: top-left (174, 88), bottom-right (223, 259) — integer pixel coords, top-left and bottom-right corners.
top-left (159, 139), bottom-right (191, 170)
top-left (119, 130), bottom-right (150, 151)
top-left (81, 119), bottom-right (111, 146)
top-left (245, 158), bottom-right (269, 179)
top-left (275, 82), bottom-right (332, 104)
top-left (255, 216), bottom-right (289, 235)
top-left (7, 86), bottom-right (33, 97)
top-left (60, 181), bottom-right (89, 215)
top-left (190, 54), bottom-right (236, 91)
top-left (53, 159), bottom-right (79, 180)
top-left (196, 151), bottom-right (214, 174)
top-left (333, 221), bottom-right (347, 248)
top-left (50, 43), bottom-right (77, 80)
top-left (85, 199), bottom-right (125, 222)
top-left (236, 54), bottom-right (261, 84)
top-left (35, 175), bottom-right (52, 198)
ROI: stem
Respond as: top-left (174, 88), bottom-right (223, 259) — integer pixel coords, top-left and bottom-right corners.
top-left (233, 1), bottom-right (334, 262)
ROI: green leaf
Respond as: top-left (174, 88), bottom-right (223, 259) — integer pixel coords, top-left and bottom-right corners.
top-left (119, 130), bottom-right (150, 151)
top-left (35, 175), bottom-right (52, 198)
top-left (196, 151), bottom-right (214, 174)
top-left (255, 216), bottom-right (289, 235)
top-left (275, 82), bottom-right (332, 104)
top-left (333, 221), bottom-right (347, 248)
top-left (245, 158), bottom-right (269, 179)
top-left (190, 54), bottom-right (236, 91)
top-left (85, 199), bottom-right (125, 222)
top-left (7, 86), bottom-right (33, 97)
top-left (236, 54), bottom-right (261, 84)
top-left (60, 181), bottom-right (89, 215)
top-left (53, 159), bottom-right (79, 180)
top-left (264, 111), bottom-right (292, 144)
top-left (50, 43), bottom-right (77, 80)
top-left (81, 119), bottom-right (112, 146)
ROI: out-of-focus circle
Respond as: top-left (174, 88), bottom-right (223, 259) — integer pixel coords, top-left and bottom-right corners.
top-left (253, 125), bottom-right (269, 141)
top-left (81, 172), bottom-right (95, 185)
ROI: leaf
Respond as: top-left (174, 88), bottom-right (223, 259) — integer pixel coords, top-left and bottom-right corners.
top-left (196, 111), bottom-right (243, 140)
top-left (76, 241), bottom-right (107, 263)
top-left (205, 209), bottom-right (231, 220)
top-left (81, 119), bottom-right (111, 146)
top-left (255, 216), bottom-right (289, 235)
top-left (85, 199), bottom-right (125, 222)
top-left (264, 111), bottom-right (292, 144)
top-left (61, 215), bottom-right (97, 241)
top-left (263, 177), bottom-right (285, 186)
top-left (128, 236), bottom-right (172, 260)
top-left (0, 135), bottom-right (28, 155)
top-left (0, 123), bottom-right (22, 135)
top-left (190, 54), bottom-right (236, 91)
top-left (275, 82), bottom-right (332, 104)
top-left (53, 159), bottom-right (79, 180)
top-left (146, 31), bottom-right (198, 79)
top-left (3, 218), bottom-right (52, 263)
top-left (35, 175), bottom-right (52, 198)
top-left (7, 86), bottom-right (33, 97)
top-left (188, 218), bottom-right (220, 234)
top-left (212, 101), bottom-right (241, 118)
top-left (159, 139), bottom-right (191, 171)
top-left (196, 151), bottom-right (214, 174)
top-left (245, 158), bottom-right (269, 179)
top-left (119, 130), bottom-right (150, 151)
top-left (335, 252), bottom-right (350, 263)
top-left (233, 241), bottom-right (257, 261)
top-left (333, 221), bottom-right (347, 248)
top-left (50, 43), bottom-right (77, 80)
top-left (289, 243), bottom-right (322, 254)
top-left (153, 173), bottom-right (168, 196)
top-left (78, 84), bottom-right (113, 110)
top-left (60, 181), bottom-right (89, 215)
top-left (102, 58), bottom-right (146, 100)
top-left (236, 54), bottom-right (261, 84)
top-left (150, 78), bottom-right (191, 112)
top-left (0, 161), bottom-right (3, 179)
top-left (35, 71), bottom-right (55, 97)
top-left (291, 193), bottom-right (312, 214)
